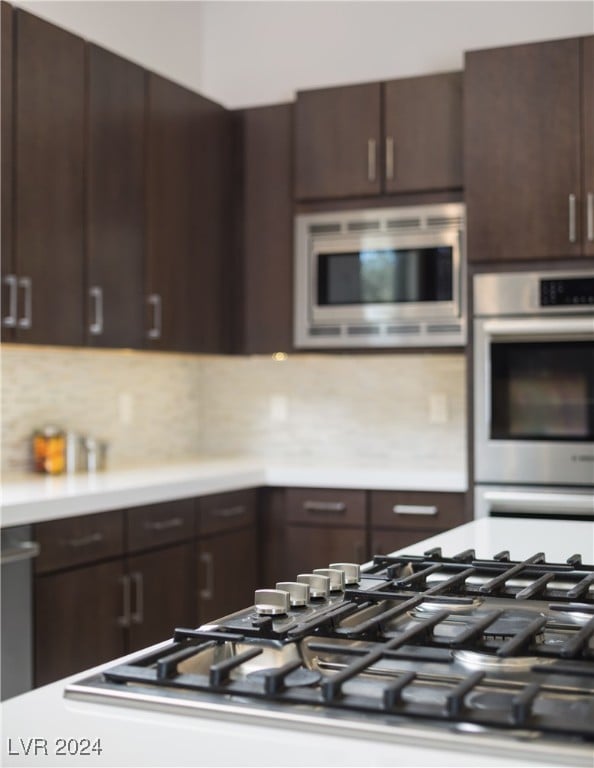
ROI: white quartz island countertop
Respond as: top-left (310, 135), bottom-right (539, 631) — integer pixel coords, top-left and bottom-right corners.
top-left (0, 457), bottom-right (467, 527)
top-left (2, 518), bottom-right (593, 768)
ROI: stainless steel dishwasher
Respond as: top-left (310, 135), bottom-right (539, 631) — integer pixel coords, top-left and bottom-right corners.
top-left (1, 525), bottom-right (39, 700)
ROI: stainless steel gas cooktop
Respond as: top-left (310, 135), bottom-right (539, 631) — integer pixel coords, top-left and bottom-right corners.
top-left (66, 549), bottom-right (594, 765)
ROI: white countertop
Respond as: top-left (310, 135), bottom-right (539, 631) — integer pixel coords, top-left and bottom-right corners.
top-left (2, 518), bottom-right (593, 768)
top-left (0, 458), bottom-right (467, 528)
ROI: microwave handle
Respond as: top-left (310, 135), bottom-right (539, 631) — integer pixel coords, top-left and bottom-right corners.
top-left (482, 317), bottom-right (594, 340)
top-left (482, 489), bottom-right (594, 518)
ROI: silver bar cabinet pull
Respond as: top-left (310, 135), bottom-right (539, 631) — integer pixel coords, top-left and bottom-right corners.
top-left (65, 532), bottom-right (104, 548)
top-left (17, 276), bottom-right (32, 329)
top-left (0, 541), bottom-right (40, 565)
top-left (393, 504), bottom-right (438, 516)
top-left (367, 139), bottom-right (377, 182)
top-left (144, 517), bottom-right (184, 532)
top-left (2, 274), bottom-right (17, 327)
top-left (147, 293), bottom-right (161, 340)
top-left (117, 575), bottom-right (131, 628)
top-left (89, 286), bottom-right (103, 335)
top-left (385, 136), bottom-right (395, 181)
top-left (200, 552), bottom-right (214, 600)
top-left (587, 192), bottom-right (594, 242)
top-left (568, 193), bottom-right (577, 243)
top-left (131, 572), bottom-right (144, 624)
top-left (303, 500), bottom-right (347, 514)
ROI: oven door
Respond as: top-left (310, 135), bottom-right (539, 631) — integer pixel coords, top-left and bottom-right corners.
top-left (474, 316), bottom-right (594, 485)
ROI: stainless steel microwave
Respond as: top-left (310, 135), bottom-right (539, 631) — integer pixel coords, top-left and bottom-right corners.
top-left (294, 203), bottom-right (466, 348)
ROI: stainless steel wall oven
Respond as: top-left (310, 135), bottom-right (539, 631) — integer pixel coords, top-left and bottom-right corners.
top-left (473, 270), bottom-right (594, 520)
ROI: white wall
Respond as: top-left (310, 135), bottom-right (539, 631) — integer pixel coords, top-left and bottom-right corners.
top-left (200, 0), bottom-right (593, 107)
top-left (13, 1), bottom-right (594, 108)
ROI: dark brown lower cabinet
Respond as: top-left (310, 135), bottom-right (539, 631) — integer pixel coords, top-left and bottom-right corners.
top-left (197, 527), bottom-right (258, 624)
top-left (33, 501), bottom-right (197, 687)
top-left (370, 490), bottom-right (468, 557)
top-left (126, 543), bottom-right (194, 652)
top-left (195, 489), bottom-right (259, 623)
top-left (262, 488), bottom-right (368, 585)
top-left (34, 543), bottom-right (196, 685)
top-left (35, 560), bottom-right (124, 687)
top-left (279, 526), bottom-right (367, 579)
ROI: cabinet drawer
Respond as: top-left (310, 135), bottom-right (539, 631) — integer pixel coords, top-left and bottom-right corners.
top-left (370, 491), bottom-right (466, 530)
top-left (127, 499), bottom-right (195, 553)
top-left (34, 510), bottom-right (124, 574)
top-left (286, 488), bottom-right (366, 527)
top-left (197, 489), bottom-right (257, 536)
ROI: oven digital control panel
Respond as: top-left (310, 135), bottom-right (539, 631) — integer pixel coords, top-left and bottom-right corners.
top-left (540, 277), bottom-right (594, 306)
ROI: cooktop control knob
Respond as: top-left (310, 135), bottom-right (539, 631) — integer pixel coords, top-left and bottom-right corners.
top-left (275, 581), bottom-right (310, 607)
top-left (313, 568), bottom-right (345, 592)
top-left (296, 573), bottom-right (330, 599)
top-left (329, 562), bottom-right (361, 586)
top-left (254, 589), bottom-right (290, 616)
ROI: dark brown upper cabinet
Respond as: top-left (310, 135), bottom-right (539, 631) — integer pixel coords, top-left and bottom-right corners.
top-left (10, 9), bottom-right (85, 345)
top-left (465, 36), bottom-right (593, 263)
top-left (383, 72), bottom-right (463, 194)
top-left (232, 103), bottom-right (294, 354)
top-left (86, 44), bottom-right (145, 349)
top-left (294, 74), bottom-right (462, 202)
top-left (1, 2), bottom-right (14, 343)
top-left (295, 82), bottom-right (382, 200)
top-left (146, 73), bottom-right (228, 353)
top-left (583, 36), bottom-right (594, 258)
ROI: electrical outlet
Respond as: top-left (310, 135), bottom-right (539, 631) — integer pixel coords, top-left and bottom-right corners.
top-left (429, 393), bottom-right (448, 424)
top-left (118, 392), bottom-right (134, 425)
top-left (269, 395), bottom-right (288, 423)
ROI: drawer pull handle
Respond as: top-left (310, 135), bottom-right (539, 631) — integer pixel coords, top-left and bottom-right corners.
top-left (367, 139), bottom-right (377, 182)
top-left (0, 541), bottom-right (40, 565)
top-left (393, 504), bottom-right (438, 516)
top-left (568, 193), bottom-right (577, 243)
top-left (200, 552), bottom-right (214, 600)
top-left (385, 136), bottom-right (395, 180)
top-left (303, 501), bottom-right (347, 515)
top-left (117, 575), bottom-right (131, 628)
top-left (2, 274), bottom-right (17, 327)
top-left (144, 517), bottom-right (184, 532)
top-left (208, 505), bottom-right (246, 519)
top-left (65, 532), bottom-right (104, 548)
top-left (130, 571), bottom-right (144, 624)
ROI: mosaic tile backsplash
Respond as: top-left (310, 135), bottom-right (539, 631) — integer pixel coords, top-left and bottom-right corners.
top-left (1, 345), bottom-right (466, 474)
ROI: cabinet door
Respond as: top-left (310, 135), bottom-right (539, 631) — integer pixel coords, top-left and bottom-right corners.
top-left (146, 74), bottom-right (226, 353)
top-left (370, 529), bottom-right (432, 559)
top-left (281, 526), bottom-right (367, 579)
top-left (237, 104), bottom-right (294, 354)
top-left (86, 44), bottom-right (145, 348)
top-left (35, 560), bottom-right (125, 686)
top-left (1, 2), bottom-right (15, 342)
top-left (295, 82), bottom-right (382, 200)
top-left (583, 36), bottom-right (594, 257)
top-left (465, 38), bottom-right (582, 262)
top-left (14, 10), bottom-right (85, 345)
top-left (197, 527), bottom-right (258, 624)
top-left (383, 72), bottom-right (462, 194)
top-left (127, 543), bottom-right (195, 652)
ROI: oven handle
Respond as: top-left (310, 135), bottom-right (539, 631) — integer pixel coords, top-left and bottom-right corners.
top-left (482, 317), bottom-right (594, 340)
top-left (482, 489), bottom-right (594, 517)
